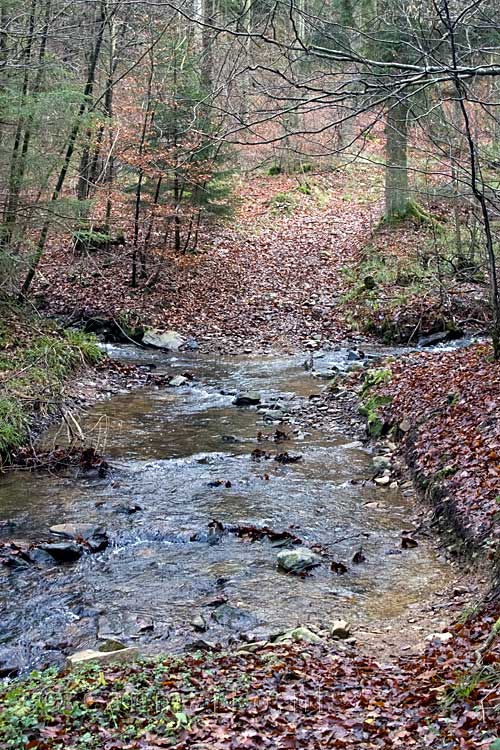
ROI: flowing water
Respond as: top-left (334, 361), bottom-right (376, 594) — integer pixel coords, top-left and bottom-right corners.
top-left (0, 346), bottom-right (455, 673)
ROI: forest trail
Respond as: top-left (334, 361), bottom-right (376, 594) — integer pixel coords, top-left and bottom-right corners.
top-left (38, 173), bottom-right (377, 351)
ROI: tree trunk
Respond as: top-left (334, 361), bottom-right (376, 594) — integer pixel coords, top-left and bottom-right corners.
top-left (19, 0), bottom-right (106, 298)
top-left (2, 0), bottom-right (38, 244)
top-left (384, 100), bottom-right (410, 218)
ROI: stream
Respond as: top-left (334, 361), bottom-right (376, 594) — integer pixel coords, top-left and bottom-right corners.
top-left (0, 346), bottom-right (456, 675)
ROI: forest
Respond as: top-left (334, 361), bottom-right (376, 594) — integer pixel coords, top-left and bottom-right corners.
top-left (0, 1), bottom-right (499, 748)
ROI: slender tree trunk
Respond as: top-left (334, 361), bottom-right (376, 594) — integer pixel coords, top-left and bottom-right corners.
top-left (131, 55), bottom-right (154, 288)
top-left (104, 11), bottom-right (117, 229)
top-left (2, 0), bottom-right (37, 244)
top-left (19, 1), bottom-right (106, 298)
top-left (384, 100), bottom-right (410, 218)
top-left (77, 2), bottom-right (108, 204)
top-left (442, 0), bottom-right (500, 357)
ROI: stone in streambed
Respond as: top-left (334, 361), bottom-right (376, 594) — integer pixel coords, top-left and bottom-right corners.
top-left (39, 542), bottom-right (83, 562)
top-left (50, 523), bottom-right (109, 553)
top-left (115, 503), bottom-right (142, 515)
top-left (28, 548), bottom-right (56, 565)
top-left (276, 626), bottom-right (324, 644)
top-left (277, 547), bottom-right (321, 574)
top-left (233, 391), bottom-right (261, 406)
top-left (372, 455), bottom-right (391, 474)
top-left (330, 619), bottom-right (351, 639)
top-left (374, 475), bottom-right (391, 486)
top-left (191, 615), bottom-right (207, 632)
top-left (211, 604), bottom-right (258, 630)
top-left (50, 523), bottom-right (96, 539)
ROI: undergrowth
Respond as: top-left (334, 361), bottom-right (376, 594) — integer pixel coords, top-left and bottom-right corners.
top-left (341, 217), bottom-right (489, 342)
top-left (0, 306), bottom-right (103, 463)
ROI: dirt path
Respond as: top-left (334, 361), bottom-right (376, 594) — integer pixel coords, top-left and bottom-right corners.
top-left (37, 173), bottom-right (377, 352)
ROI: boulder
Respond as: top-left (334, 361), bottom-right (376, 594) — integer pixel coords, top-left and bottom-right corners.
top-left (233, 391), bottom-right (261, 406)
top-left (169, 375), bottom-right (189, 387)
top-left (142, 329), bottom-right (185, 351)
top-left (277, 547), bottom-right (321, 574)
top-left (39, 542), bottom-right (83, 562)
top-left (67, 647), bottom-right (139, 667)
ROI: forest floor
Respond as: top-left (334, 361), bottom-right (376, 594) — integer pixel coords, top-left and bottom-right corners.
top-left (1, 166), bottom-right (499, 749)
top-left (34, 167), bottom-right (381, 352)
top-left (34, 165), bottom-right (490, 352)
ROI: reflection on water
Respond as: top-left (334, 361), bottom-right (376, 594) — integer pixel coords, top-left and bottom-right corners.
top-left (0, 349), bottom-right (454, 673)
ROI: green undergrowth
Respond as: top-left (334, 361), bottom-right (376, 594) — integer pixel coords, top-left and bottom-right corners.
top-left (0, 655), bottom-right (236, 750)
top-left (266, 179), bottom-right (330, 215)
top-left (0, 304), bottom-right (103, 463)
top-left (358, 368), bottom-right (393, 437)
top-left (378, 200), bottom-right (441, 228)
top-left (342, 217), bottom-right (488, 342)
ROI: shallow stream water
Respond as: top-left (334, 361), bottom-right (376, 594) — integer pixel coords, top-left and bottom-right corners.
top-left (0, 346), bottom-right (455, 673)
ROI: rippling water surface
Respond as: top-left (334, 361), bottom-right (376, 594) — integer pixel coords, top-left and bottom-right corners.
top-left (0, 347), bottom-right (454, 672)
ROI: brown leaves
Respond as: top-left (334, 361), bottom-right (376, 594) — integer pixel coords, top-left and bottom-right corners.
top-left (377, 344), bottom-right (500, 545)
top-left (34, 173), bottom-right (369, 353)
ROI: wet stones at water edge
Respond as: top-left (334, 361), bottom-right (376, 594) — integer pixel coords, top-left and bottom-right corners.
top-left (168, 374), bottom-right (190, 387)
top-left (142, 328), bottom-right (185, 351)
top-left (38, 542), bottom-right (84, 562)
top-left (67, 646), bottom-right (140, 667)
top-left (211, 603), bottom-right (259, 631)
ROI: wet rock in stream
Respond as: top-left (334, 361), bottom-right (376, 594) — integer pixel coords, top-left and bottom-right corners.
top-left (39, 542), bottom-right (83, 562)
top-left (277, 547), bottom-right (322, 574)
top-left (49, 523), bottom-right (109, 553)
top-left (169, 375), bottom-right (190, 387)
top-left (211, 604), bottom-right (259, 631)
top-left (233, 391), bottom-right (261, 406)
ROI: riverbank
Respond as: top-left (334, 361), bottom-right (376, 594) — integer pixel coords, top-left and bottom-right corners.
top-left (1, 593), bottom-right (498, 749)
top-left (0, 304), bottom-right (103, 466)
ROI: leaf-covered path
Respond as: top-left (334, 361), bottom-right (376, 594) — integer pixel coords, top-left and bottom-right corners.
top-left (37, 173), bottom-right (376, 351)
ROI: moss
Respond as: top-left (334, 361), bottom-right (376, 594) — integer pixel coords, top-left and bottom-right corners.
top-left (379, 200), bottom-right (442, 229)
top-left (358, 369), bottom-right (393, 438)
top-left (267, 191), bottom-right (299, 215)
